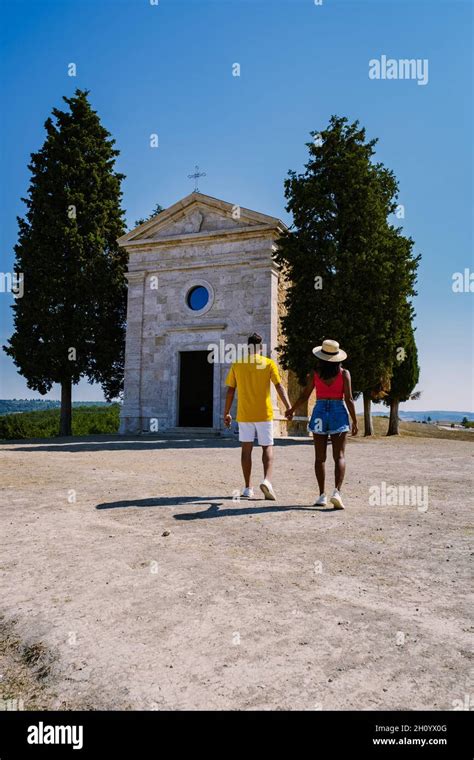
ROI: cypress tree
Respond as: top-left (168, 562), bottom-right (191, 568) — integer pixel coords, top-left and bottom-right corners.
top-left (274, 116), bottom-right (420, 435)
top-left (384, 321), bottom-right (420, 435)
top-left (3, 89), bottom-right (127, 435)
top-left (134, 203), bottom-right (164, 228)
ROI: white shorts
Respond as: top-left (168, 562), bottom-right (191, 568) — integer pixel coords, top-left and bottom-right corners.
top-left (238, 421), bottom-right (274, 446)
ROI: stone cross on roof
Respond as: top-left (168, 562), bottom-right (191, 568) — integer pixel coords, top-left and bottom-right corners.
top-left (187, 164), bottom-right (206, 193)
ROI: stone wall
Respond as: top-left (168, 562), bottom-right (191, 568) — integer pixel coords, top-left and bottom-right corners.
top-left (273, 263), bottom-right (313, 437)
top-left (120, 233), bottom-right (281, 434)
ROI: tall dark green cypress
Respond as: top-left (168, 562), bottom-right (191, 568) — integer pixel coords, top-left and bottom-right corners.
top-left (274, 116), bottom-right (420, 435)
top-left (3, 90), bottom-right (127, 435)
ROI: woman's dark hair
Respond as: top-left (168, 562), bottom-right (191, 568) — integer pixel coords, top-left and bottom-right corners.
top-left (315, 358), bottom-right (342, 380)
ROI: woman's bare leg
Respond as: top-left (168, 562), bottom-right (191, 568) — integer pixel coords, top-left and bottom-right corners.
top-left (313, 434), bottom-right (328, 494)
top-left (331, 432), bottom-right (347, 490)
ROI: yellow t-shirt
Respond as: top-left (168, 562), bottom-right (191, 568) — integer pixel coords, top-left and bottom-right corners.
top-left (225, 356), bottom-right (281, 422)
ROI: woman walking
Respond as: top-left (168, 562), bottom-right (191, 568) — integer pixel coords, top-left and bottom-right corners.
top-left (286, 340), bottom-right (358, 509)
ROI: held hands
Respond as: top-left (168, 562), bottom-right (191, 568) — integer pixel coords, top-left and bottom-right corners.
top-left (224, 413), bottom-right (232, 428)
top-left (351, 420), bottom-right (358, 436)
top-left (285, 407), bottom-right (295, 421)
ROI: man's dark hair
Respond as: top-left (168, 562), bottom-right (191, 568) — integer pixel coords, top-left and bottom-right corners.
top-left (248, 332), bottom-right (263, 346)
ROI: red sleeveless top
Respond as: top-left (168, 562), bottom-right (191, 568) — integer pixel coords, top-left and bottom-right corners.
top-left (314, 369), bottom-right (344, 399)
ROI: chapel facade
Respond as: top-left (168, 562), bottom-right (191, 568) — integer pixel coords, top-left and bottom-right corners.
top-left (118, 192), bottom-right (300, 436)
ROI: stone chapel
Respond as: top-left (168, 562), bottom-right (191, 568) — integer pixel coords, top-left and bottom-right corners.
top-left (117, 192), bottom-right (300, 437)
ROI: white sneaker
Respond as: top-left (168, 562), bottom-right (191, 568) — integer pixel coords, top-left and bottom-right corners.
top-left (260, 479), bottom-right (276, 501)
top-left (242, 487), bottom-right (255, 498)
top-left (330, 489), bottom-right (345, 510)
top-left (314, 493), bottom-right (327, 506)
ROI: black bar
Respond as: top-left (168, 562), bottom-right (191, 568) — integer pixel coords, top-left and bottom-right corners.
top-left (0, 710), bottom-right (471, 758)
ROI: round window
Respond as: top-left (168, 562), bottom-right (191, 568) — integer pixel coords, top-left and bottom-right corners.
top-left (186, 285), bottom-right (209, 311)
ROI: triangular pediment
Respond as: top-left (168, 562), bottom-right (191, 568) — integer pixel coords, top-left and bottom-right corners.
top-left (118, 192), bottom-right (285, 246)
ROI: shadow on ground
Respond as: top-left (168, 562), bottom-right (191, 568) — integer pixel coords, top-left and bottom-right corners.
top-left (96, 494), bottom-right (337, 517)
top-left (2, 434), bottom-right (314, 453)
top-left (96, 495), bottom-right (228, 510)
top-left (173, 504), bottom-right (337, 519)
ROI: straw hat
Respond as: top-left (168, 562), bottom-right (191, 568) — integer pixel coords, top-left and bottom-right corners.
top-left (312, 339), bottom-right (347, 362)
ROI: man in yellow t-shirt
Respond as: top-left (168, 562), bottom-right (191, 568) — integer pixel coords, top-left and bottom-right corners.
top-left (224, 332), bottom-right (291, 501)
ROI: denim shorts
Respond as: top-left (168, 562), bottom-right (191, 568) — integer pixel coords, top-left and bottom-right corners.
top-left (308, 399), bottom-right (350, 435)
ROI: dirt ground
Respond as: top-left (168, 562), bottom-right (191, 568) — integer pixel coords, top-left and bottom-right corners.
top-left (0, 432), bottom-right (472, 711)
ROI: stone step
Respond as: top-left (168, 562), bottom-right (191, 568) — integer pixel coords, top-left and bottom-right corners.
top-left (163, 427), bottom-right (227, 438)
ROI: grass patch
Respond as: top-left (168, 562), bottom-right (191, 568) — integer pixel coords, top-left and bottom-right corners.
top-left (358, 415), bottom-right (474, 441)
top-left (0, 620), bottom-right (54, 709)
top-left (0, 404), bottom-right (120, 440)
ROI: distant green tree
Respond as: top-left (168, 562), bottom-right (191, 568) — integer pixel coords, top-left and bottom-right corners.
top-left (367, 228), bottom-right (419, 413)
top-left (134, 203), bottom-right (164, 228)
top-left (383, 321), bottom-right (420, 435)
top-left (461, 416), bottom-right (469, 428)
top-left (3, 90), bottom-right (127, 436)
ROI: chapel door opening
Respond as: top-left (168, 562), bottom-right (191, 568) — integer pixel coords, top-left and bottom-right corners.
top-left (178, 351), bottom-right (214, 427)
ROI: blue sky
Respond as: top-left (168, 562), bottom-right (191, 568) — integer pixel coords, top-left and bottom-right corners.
top-left (0, 0), bottom-right (472, 411)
